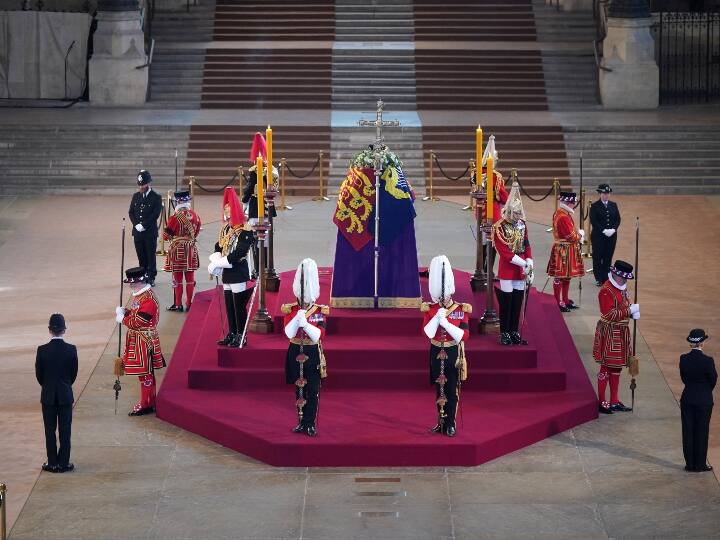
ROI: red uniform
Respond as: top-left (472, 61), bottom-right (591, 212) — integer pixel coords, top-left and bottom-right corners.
top-left (493, 218), bottom-right (532, 281)
top-left (593, 280), bottom-right (632, 367)
top-left (122, 289), bottom-right (165, 377)
top-left (163, 207), bottom-right (201, 272)
top-left (547, 208), bottom-right (584, 278)
top-left (421, 302), bottom-right (470, 344)
top-left (475, 170), bottom-right (509, 222)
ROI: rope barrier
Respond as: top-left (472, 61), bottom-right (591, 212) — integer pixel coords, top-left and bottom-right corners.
top-left (193, 173), bottom-right (239, 193)
top-left (515, 178), bottom-right (556, 202)
top-left (432, 154), bottom-right (471, 181)
top-left (286, 156), bottom-right (320, 179)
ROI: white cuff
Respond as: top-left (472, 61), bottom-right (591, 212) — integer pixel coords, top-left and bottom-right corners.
top-left (441, 320), bottom-right (465, 342)
top-left (284, 317), bottom-right (301, 339)
top-left (510, 255), bottom-right (526, 267)
top-left (217, 256), bottom-right (232, 269)
top-left (424, 318), bottom-right (440, 340)
top-left (209, 252), bottom-right (221, 262)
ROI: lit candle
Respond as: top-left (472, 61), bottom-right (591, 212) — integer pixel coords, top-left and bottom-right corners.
top-left (256, 155), bottom-right (264, 220)
top-left (266, 125), bottom-right (273, 187)
top-left (475, 125), bottom-right (482, 186)
top-left (486, 156), bottom-right (494, 222)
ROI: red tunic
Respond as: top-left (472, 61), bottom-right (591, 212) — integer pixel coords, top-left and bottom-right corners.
top-left (163, 208), bottom-right (201, 272)
top-left (593, 281), bottom-right (632, 367)
top-left (122, 289), bottom-right (165, 376)
top-left (493, 218), bottom-right (532, 281)
top-left (421, 302), bottom-right (470, 343)
top-left (282, 303), bottom-right (328, 341)
top-left (546, 208), bottom-right (585, 278)
top-left (475, 170), bottom-right (508, 223)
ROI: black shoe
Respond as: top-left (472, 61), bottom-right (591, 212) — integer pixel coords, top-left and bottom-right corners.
top-left (57, 463), bottom-right (75, 473)
top-left (42, 462), bottom-right (58, 473)
top-left (610, 402), bottom-right (632, 412)
top-left (499, 332), bottom-right (513, 346)
top-left (684, 465), bottom-right (695, 472)
top-left (128, 406), bottom-right (155, 417)
top-left (217, 333), bottom-right (235, 346)
top-left (598, 403), bottom-right (613, 415)
top-left (305, 425), bottom-right (317, 437)
top-left (510, 331), bottom-right (527, 345)
top-left (446, 425), bottom-right (457, 437)
top-left (292, 424), bottom-right (304, 433)
top-left (566, 300), bottom-right (580, 310)
top-left (185, 305), bottom-right (191, 312)
top-left (559, 304), bottom-right (571, 313)
top-left (697, 465), bottom-right (713, 472)
top-left (227, 333), bottom-right (243, 348)
top-left (148, 279), bottom-right (156, 287)
top-left (166, 304), bottom-right (184, 312)
top-left (429, 424), bottom-right (443, 434)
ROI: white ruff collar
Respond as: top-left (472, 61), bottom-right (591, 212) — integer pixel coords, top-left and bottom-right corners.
top-left (133, 284), bottom-right (152, 296)
top-left (608, 274), bottom-right (627, 291)
top-left (559, 203), bottom-right (575, 214)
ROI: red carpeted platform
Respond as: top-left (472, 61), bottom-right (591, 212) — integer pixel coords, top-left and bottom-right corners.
top-left (156, 268), bottom-right (598, 467)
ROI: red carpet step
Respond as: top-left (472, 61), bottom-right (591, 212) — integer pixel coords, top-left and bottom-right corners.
top-left (157, 269), bottom-right (597, 467)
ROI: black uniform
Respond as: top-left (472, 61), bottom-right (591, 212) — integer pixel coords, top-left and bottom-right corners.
top-left (35, 338), bottom-right (78, 469)
top-left (242, 170), bottom-right (276, 275)
top-left (429, 344), bottom-right (460, 428)
top-left (129, 189), bottom-right (163, 281)
top-left (680, 348), bottom-right (717, 471)
top-left (589, 199), bottom-right (621, 284)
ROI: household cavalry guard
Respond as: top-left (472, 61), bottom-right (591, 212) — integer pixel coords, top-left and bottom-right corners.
top-left (282, 258), bottom-right (329, 437)
top-left (593, 260), bottom-right (639, 414)
top-left (116, 267), bottom-right (165, 416)
top-left (547, 191), bottom-right (585, 312)
top-left (164, 190), bottom-right (201, 312)
top-left (421, 255), bottom-right (470, 437)
top-left (473, 136), bottom-right (509, 267)
top-left (208, 187), bottom-right (256, 348)
top-left (492, 182), bottom-right (533, 346)
top-left (242, 132), bottom-right (278, 276)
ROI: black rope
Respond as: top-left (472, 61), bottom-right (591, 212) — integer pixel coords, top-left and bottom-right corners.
top-left (286, 156), bottom-right (320, 179)
top-left (432, 155), bottom-right (470, 181)
top-left (193, 173), bottom-right (238, 193)
top-left (515, 178), bottom-right (556, 202)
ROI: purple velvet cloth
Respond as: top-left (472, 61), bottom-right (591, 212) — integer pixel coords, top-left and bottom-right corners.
top-left (331, 220), bottom-right (420, 304)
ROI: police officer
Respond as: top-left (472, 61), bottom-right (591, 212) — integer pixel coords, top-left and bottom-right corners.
top-left (129, 170), bottom-right (163, 286)
top-left (589, 183), bottom-right (621, 286)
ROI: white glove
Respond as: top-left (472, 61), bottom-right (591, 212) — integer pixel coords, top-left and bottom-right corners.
top-left (602, 228), bottom-right (615, 237)
top-left (135, 223), bottom-right (145, 232)
top-left (297, 315), bottom-right (308, 329)
top-left (434, 307), bottom-right (447, 320)
top-left (440, 318), bottom-right (465, 342)
top-left (424, 316), bottom-right (441, 340)
top-left (207, 262), bottom-right (217, 274)
top-left (209, 252), bottom-right (221, 263)
top-left (578, 229), bottom-right (585, 240)
top-left (608, 228), bottom-right (616, 236)
top-left (510, 254), bottom-right (527, 268)
top-left (284, 310), bottom-right (305, 339)
top-left (216, 256), bottom-right (232, 269)
top-left (115, 307), bottom-right (125, 324)
top-left (632, 311), bottom-right (640, 320)
top-left (629, 304), bottom-right (640, 315)
top-left (210, 266), bottom-right (223, 277)
top-left (303, 324), bottom-right (321, 344)
top-left (525, 258), bottom-right (534, 270)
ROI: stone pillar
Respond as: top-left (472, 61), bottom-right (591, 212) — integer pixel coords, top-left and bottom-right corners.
top-left (599, 0), bottom-right (659, 109)
top-left (89, 0), bottom-right (148, 106)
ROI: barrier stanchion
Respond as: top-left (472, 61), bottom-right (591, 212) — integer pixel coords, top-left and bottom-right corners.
top-left (0, 483), bottom-right (6, 540)
top-left (313, 151), bottom-right (329, 201)
top-left (553, 178), bottom-right (560, 212)
top-left (279, 158), bottom-right (292, 210)
top-left (237, 166), bottom-right (245, 196)
top-left (423, 150), bottom-right (439, 202)
top-left (462, 159), bottom-right (475, 211)
top-left (582, 192), bottom-right (593, 258)
top-left (156, 191), bottom-right (171, 256)
top-left (187, 176), bottom-right (196, 210)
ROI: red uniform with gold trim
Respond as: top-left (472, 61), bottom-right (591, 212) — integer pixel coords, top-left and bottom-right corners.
top-left (476, 170), bottom-right (509, 222)
top-left (592, 280), bottom-right (632, 367)
top-left (421, 302), bottom-right (471, 345)
top-left (547, 207), bottom-right (585, 278)
top-left (121, 288), bottom-right (165, 376)
top-left (493, 218), bottom-right (532, 281)
top-left (163, 207), bottom-right (201, 272)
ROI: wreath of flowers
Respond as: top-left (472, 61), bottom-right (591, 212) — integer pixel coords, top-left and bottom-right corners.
top-left (349, 145), bottom-right (404, 171)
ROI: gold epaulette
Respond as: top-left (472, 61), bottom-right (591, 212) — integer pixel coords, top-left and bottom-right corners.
top-left (280, 303), bottom-right (295, 315)
top-left (461, 303), bottom-right (473, 314)
top-left (420, 302), bottom-right (431, 313)
top-left (319, 305), bottom-right (330, 315)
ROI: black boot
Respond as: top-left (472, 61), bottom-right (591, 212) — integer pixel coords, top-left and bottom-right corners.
top-left (510, 289), bottom-right (527, 345)
top-left (217, 289), bottom-right (237, 345)
top-left (495, 289), bottom-right (512, 346)
top-left (228, 290), bottom-right (250, 347)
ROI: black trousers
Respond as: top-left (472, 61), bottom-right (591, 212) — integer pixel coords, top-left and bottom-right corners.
top-left (286, 343), bottom-right (321, 428)
top-left (134, 233), bottom-right (158, 279)
top-left (681, 402), bottom-right (713, 470)
top-left (591, 234), bottom-right (617, 284)
top-left (430, 345), bottom-right (459, 427)
top-left (42, 403), bottom-right (72, 467)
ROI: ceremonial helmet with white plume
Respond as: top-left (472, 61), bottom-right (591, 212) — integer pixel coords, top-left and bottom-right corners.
top-left (482, 135), bottom-right (498, 167)
top-left (428, 255), bottom-right (455, 304)
top-left (293, 258), bottom-right (320, 305)
top-left (502, 182), bottom-right (525, 222)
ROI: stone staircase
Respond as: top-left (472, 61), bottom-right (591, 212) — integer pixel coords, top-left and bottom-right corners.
top-left (0, 125), bottom-right (189, 194)
top-left (542, 49), bottom-right (599, 110)
top-left (331, 46), bottom-right (416, 111)
top-left (335, 0), bottom-right (414, 41)
top-left (213, 0), bottom-right (335, 41)
top-left (531, 0), bottom-right (596, 42)
top-left (151, 0), bottom-right (216, 43)
top-left (328, 127), bottom-right (424, 191)
top-left (564, 126), bottom-right (720, 194)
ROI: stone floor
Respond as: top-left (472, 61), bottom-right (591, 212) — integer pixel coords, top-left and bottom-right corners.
top-left (1, 193), bottom-right (719, 539)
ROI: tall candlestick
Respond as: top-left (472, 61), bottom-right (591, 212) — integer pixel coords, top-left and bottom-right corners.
top-left (256, 155), bottom-right (265, 220)
top-left (475, 125), bottom-right (482, 187)
top-left (266, 125), bottom-right (273, 187)
top-left (486, 156), bottom-right (494, 222)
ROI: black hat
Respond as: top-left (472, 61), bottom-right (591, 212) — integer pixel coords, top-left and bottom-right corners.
top-left (173, 190), bottom-right (191, 202)
top-left (48, 313), bottom-right (66, 332)
top-left (596, 183), bottom-right (612, 194)
top-left (124, 267), bottom-right (148, 283)
top-left (558, 191), bottom-right (577, 203)
top-left (687, 329), bottom-right (709, 344)
top-left (609, 260), bottom-right (634, 279)
top-left (137, 170), bottom-right (152, 186)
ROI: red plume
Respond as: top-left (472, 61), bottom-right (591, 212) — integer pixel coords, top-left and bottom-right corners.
top-left (222, 187), bottom-right (245, 227)
top-left (249, 132), bottom-right (267, 163)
